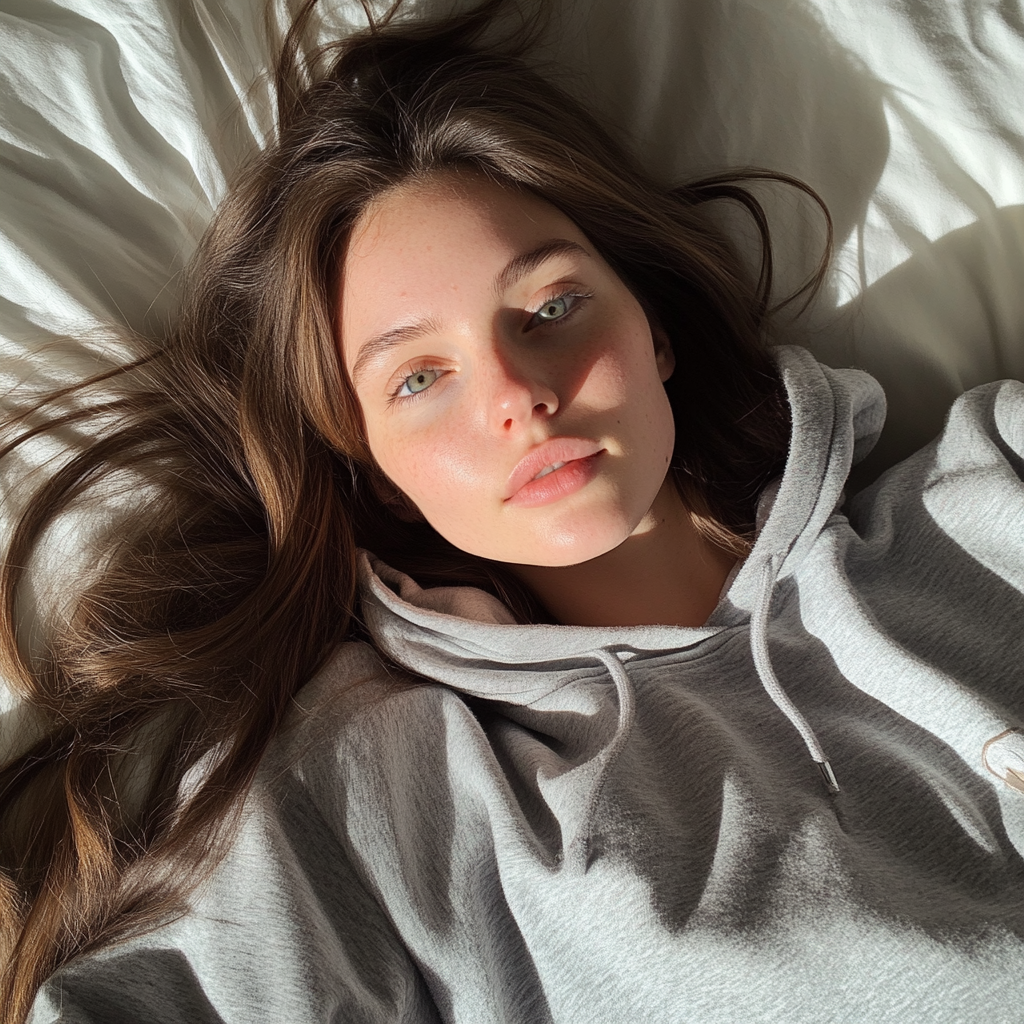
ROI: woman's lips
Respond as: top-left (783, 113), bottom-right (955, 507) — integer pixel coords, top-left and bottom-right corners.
top-left (506, 452), bottom-right (604, 508)
top-left (504, 450), bottom-right (605, 508)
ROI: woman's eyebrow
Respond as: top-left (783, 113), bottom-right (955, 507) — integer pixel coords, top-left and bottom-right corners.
top-left (350, 239), bottom-right (591, 388)
top-left (351, 317), bottom-right (442, 389)
top-left (492, 238), bottom-right (591, 296)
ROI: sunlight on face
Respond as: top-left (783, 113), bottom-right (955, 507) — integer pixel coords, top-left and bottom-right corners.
top-left (336, 170), bottom-right (677, 567)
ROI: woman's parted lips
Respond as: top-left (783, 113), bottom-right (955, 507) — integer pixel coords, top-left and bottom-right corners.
top-left (504, 437), bottom-right (605, 501)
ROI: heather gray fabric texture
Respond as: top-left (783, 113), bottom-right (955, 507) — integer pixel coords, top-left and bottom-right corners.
top-left (30, 345), bottom-right (1024, 1023)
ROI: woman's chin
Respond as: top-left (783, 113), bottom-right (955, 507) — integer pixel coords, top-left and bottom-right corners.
top-left (427, 492), bottom-right (644, 568)
top-left (488, 521), bottom-right (634, 568)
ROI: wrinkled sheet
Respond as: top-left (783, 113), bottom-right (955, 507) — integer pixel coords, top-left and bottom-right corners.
top-left (2, 0), bottom-right (1024, 732)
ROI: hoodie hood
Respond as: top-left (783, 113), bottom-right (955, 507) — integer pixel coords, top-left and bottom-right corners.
top-left (358, 346), bottom-right (885, 788)
top-left (716, 345), bottom-right (885, 621)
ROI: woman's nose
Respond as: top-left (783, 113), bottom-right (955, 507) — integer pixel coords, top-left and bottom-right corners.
top-left (486, 349), bottom-right (559, 433)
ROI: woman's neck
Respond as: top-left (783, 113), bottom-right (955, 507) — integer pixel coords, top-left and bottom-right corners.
top-left (510, 478), bottom-right (741, 628)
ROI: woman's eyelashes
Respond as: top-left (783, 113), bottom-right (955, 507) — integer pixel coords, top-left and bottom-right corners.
top-left (388, 289), bottom-right (593, 403)
top-left (525, 290), bottom-right (592, 331)
top-left (392, 366), bottom-right (443, 400)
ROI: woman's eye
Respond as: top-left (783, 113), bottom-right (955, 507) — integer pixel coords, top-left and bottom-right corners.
top-left (536, 296), bottom-right (570, 321)
top-left (527, 291), bottom-right (591, 330)
top-left (397, 367), bottom-right (440, 398)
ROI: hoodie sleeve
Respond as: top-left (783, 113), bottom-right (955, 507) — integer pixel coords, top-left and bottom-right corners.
top-left (28, 647), bottom-right (442, 1024)
top-left (854, 378), bottom-right (1024, 600)
top-left (924, 378), bottom-right (1024, 585)
top-left (840, 375), bottom-right (1024, 739)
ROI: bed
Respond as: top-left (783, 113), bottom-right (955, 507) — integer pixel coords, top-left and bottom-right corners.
top-left (2, 0), bottom-right (1024, 752)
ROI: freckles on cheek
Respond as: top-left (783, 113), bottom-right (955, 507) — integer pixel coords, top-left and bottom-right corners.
top-left (386, 426), bottom-right (486, 510)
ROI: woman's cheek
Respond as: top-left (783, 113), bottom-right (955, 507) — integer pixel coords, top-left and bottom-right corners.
top-left (387, 422), bottom-right (487, 518)
top-left (570, 344), bottom-right (635, 421)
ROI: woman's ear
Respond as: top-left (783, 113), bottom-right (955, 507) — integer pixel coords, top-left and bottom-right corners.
top-left (653, 323), bottom-right (676, 383)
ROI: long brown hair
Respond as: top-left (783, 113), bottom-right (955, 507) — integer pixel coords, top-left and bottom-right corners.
top-left (0, 0), bottom-right (831, 1017)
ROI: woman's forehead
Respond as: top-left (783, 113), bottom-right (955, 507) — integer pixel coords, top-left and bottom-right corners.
top-left (345, 170), bottom-right (578, 261)
top-left (337, 171), bottom-right (593, 364)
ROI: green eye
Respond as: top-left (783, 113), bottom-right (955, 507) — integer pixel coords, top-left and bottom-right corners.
top-left (407, 370), bottom-right (434, 393)
top-left (402, 368), bottom-right (439, 395)
top-left (528, 292), bottom-right (592, 329)
top-left (536, 296), bottom-right (569, 321)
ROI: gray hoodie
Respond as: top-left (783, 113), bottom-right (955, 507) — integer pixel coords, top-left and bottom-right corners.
top-left (30, 346), bottom-right (1024, 1023)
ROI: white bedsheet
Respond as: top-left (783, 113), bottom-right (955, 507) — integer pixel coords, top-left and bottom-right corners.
top-left (2, 0), bottom-right (1024, 727)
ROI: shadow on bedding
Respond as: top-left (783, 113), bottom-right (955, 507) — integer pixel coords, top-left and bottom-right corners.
top-left (535, 0), bottom-right (891, 304)
top-left (847, 205), bottom-right (1024, 489)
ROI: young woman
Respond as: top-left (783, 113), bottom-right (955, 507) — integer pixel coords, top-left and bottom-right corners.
top-left (4, 0), bottom-right (1024, 1021)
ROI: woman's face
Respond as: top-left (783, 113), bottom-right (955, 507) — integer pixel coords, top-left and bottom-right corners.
top-left (337, 171), bottom-right (677, 567)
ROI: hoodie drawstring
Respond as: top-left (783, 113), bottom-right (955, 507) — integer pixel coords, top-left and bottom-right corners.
top-left (563, 647), bottom-right (637, 874)
top-left (751, 555), bottom-right (840, 794)
top-left (570, 596), bottom-right (836, 879)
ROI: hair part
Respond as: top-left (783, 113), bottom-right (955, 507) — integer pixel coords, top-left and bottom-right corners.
top-left (0, 0), bottom-right (830, 1017)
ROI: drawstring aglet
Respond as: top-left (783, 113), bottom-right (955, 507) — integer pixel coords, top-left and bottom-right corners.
top-left (818, 760), bottom-right (840, 794)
